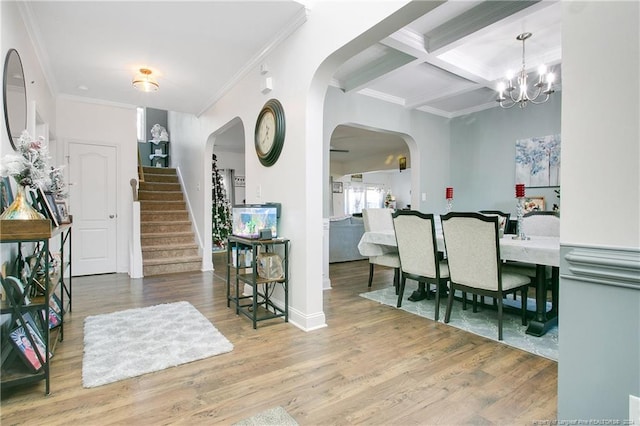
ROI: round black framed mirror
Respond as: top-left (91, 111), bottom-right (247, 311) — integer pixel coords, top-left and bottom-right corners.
top-left (3, 49), bottom-right (27, 150)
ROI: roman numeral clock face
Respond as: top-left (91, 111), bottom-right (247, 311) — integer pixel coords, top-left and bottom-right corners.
top-left (254, 99), bottom-right (285, 167)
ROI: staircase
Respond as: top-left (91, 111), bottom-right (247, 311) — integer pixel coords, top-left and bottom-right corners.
top-left (138, 167), bottom-right (202, 276)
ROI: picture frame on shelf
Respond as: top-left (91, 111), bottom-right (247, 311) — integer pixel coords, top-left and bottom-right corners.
top-left (9, 324), bottom-right (43, 372)
top-left (524, 196), bottom-right (545, 213)
top-left (0, 176), bottom-right (13, 213)
top-left (36, 188), bottom-right (60, 227)
top-left (44, 302), bottom-right (62, 329)
top-left (45, 192), bottom-right (61, 225)
top-left (55, 200), bottom-right (70, 224)
top-left (48, 293), bottom-right (64, 328)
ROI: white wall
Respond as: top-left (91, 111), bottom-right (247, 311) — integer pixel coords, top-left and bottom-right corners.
top-left (1, 1), bottom-right (57, 266)
top-left (169, 1), bottom-right (443, 331)
top-left (561, 2), bottom-right (639, 249)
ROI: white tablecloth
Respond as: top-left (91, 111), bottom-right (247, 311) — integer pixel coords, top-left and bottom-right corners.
top-left (358, 231), bottom-right (559, 267)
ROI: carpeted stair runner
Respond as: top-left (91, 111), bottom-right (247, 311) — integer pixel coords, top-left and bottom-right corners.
top-left (139, 167), bottom-right (202, 275)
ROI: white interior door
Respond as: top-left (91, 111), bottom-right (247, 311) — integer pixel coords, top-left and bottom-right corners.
top-left (68, 142), bottom-right (117, 275)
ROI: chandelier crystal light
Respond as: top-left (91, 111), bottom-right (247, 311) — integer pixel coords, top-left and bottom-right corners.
top-left (132, 68), bottom-right (159, 92)
top-left (496, 33), bottom-right (554, 109)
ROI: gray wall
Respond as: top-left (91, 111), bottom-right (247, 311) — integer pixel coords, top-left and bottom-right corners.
top-left (450, 95), bottom-right (561, 216)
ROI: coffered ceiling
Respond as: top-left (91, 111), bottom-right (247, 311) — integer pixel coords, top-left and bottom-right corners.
top-left (14, 1), bottom-right (562, 160)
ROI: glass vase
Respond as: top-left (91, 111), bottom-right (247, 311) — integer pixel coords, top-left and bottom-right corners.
top-left (0, 184), bottom-right (45, 220)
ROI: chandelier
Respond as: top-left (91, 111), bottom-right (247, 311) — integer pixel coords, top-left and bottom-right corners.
top-left (496, 33), bottom-right (555, 108)
top-left (132, 68), bottom-right (159, 92)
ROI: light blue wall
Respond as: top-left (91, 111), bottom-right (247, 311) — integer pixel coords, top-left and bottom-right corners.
top-left (450, 95), bottom-right (562, 216)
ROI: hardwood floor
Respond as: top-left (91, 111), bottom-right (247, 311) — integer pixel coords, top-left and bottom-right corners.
top-left (0, 254), bottom-right (557, 425)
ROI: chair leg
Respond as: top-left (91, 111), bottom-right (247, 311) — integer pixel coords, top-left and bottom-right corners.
top-left (434, 281), bottom-right (441, 322)
top-left (497, 295), bottom-right (504, 341)
top-left (521, 287), bottom-right (527, 326)
top-left (472, 294), bottom-right (478, 313)
top-left (444, 284), bottom-right (455, 323)
top-left (397, 275), bottom-right (407, 308)
top-left (462, 292), bottom-right (467, 310)
top-left (394, 268), bottom-right (400, 295)
top-left (368, 263), bottom-right (374, 288)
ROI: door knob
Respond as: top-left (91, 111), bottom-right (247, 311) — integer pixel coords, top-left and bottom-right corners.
top-left (109, 214), bottom-right (115, 218)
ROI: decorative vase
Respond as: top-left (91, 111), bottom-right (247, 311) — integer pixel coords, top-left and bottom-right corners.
top-left (0, 184), bottom-right (45, 220)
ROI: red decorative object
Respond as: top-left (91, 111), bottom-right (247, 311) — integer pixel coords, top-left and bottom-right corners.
top-left (446, 187), bottom-right (453, 199)
top-left (515, 183), bottom-right (526, 198)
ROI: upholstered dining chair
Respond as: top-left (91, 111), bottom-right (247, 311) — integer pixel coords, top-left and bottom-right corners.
top-left (362, 208), bottom-right (400, 291)
top-left (523, 210), bottom-right (560, 237)
top-left (392, 210), bottom-right (449, 320)
top-left (440, 212), bottom-right (530, 340)
top-left (479, 210), bottom-right (511, 235)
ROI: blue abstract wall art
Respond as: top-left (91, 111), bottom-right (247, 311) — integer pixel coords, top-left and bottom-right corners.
top-left (515, 134), bottom-right (561, 187)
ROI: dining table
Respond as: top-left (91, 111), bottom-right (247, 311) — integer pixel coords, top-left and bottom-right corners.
top-left (358, 229), bottom-right (560, 336)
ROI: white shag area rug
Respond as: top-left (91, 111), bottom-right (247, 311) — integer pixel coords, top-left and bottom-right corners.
top-left (233, 406), bottom-right (298, 426)
top-left (83, 301), bottom-right (233, 388)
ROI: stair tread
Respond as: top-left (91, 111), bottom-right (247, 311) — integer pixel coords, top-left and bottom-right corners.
top-left (144, 256), bottom-right (202, 266)
top-left (141, 231), bottom-right (194, 237)
top-left (142, 220), bottom-right (191, 225)
top-left (142, 243), bottom-right (198, 251)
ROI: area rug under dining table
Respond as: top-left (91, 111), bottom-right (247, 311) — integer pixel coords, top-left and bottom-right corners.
top-left (361, 286), bottom-right (558, 361)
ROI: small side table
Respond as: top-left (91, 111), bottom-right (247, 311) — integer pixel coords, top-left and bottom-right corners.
top-left (226, 236), bottom-right (289, 329)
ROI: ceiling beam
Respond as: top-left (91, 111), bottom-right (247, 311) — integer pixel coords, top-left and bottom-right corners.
top-left (341, 49), bottom-right (416, 93)
top-left (425, 0), bottom-right (541, 54)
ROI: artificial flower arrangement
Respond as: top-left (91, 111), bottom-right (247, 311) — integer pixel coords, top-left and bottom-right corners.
top-left (1, 130), bottom-right (51, 189)
top-left (1, 130), bottom-right (68, 220)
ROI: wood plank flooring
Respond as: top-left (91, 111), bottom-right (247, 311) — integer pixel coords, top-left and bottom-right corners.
top-left (0, 254), bottom-right (557, 425)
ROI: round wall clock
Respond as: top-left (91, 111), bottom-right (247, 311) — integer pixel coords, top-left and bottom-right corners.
top-left (254, 98), bottom-right (285, 167)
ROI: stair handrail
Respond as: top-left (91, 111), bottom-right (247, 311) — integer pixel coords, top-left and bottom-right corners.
top-left (130, 178), bottom-right (138, 201)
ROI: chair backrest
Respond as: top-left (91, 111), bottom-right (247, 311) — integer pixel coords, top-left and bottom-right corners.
top-left (362, 208), bottom-right (394, 233)
top-left (523, 211), bottom-right (560, 237)
top-left (441, 212), bottom-right (500, 291)
top-left (392, 210), bottom-right (438, 278)
top-left (479, 210), bottom-right (510, 234)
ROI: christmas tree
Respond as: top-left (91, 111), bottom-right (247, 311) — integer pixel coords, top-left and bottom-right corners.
top-left (212, 154), bottom-right (232, 249)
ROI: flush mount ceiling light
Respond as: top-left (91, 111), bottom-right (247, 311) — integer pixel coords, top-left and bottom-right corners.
top-left (496, 33), bottom-right (555, 109)
top-left (132, 68), bottom-right (159, 92)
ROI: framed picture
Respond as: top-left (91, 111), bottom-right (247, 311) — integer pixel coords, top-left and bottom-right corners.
top-left (9, 324), bottom-right (44, 372)
top-left (332, 182), bottom-right (343, 194)
top-left (398, 156), bottom-right (407, 171)
top-left (48, 293), bottom-right (65, 329)
top-left (0, 176), bottom-right (13, 213)
top-left (524, 196), bottom-right (545, 213)
top-left (515, 134), bottom-right (561, 187)
top-left (44, 301), bottom-right (62, 329)
top-left (45, 192), bottom-right (61, 224)
top-left (36, 188), bottom-right (60, 227)
top-left (55, 200), bottom-right (70, 223)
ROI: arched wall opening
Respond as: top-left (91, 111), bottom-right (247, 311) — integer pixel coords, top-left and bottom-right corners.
top-left (203, 116), bottom-right (245, 270)
top-left (328, 123), bottom-right (417, 217)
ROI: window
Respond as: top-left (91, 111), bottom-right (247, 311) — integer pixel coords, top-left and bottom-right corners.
top-left (136, 107), bottom-right (145, 142)
top-left (344, 183), bottom-right (385, 214)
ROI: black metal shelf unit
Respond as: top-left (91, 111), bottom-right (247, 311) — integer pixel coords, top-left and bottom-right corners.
top-left (226, 235), bottom-right (289, 329)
